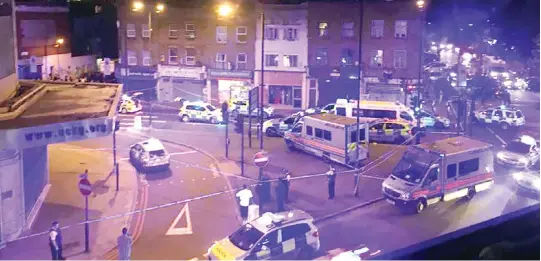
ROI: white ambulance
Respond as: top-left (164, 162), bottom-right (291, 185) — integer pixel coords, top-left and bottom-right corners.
top-left (334, 99), bottom-right (425, 129)
top-left (283, 113), bottom-right (371, 166)
top-left (382, 136), bottom-right (494, 214)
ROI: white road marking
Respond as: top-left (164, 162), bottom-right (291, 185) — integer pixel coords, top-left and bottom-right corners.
top-left (486, 127), bottom-right (507, 145)
top-left (210, 164), bottom-right (220, 178)
top-left (170, 151), bottom-right (197, 156)
top-left (120, 157), bottom-right (130, 161)
top-left (165, 203), bottom-right (193, 235)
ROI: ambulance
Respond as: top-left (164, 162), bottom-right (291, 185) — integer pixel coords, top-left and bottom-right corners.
top-left (334, 99), bottom-right (425, 129)
top-left (283, 113), bottom-right (371, 166)
top-left (382, 136), bottom-right (494, 214)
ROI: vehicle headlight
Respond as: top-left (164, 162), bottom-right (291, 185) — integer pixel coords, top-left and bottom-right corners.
top-left (497, 152), bottom-right (505, 159)
top-left (519, 157), bottom-right (529, 165)
top-left (450, 72), bottom-right (457, 77)
top-left (512, 172), bottom-right (523, 181)
top-left (490, 71), bottom-right (498, 77)
top-left (400, 192), bottom-right (410, 200)
top-left (533, 179), bottom-right (541, 190)
top-left (502, 72), bottom-right (509, 78)
top-left (503, 80), bottom-right (513, 87)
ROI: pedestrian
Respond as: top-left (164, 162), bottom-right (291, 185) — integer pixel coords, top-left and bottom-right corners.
top-left (439, 90), bottom-right (444, 104)
top-left (236, 185), bottom-right (253, 224)
top-left (327, 165), bottom-right (336, 199)
top-left (281, 171), bottom-right (291, 203)
top-left (49, 221), bottom-right (65, 260)
top-left (117, 227), bottom-right (132, 260)
top-left (275, 180), bottom-right (286, 212)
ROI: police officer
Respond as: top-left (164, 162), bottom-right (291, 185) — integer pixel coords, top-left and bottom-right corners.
top-left (281, 169), bottom-right (291, 203)
top-left (327, 165), bottom-right (336, 200)
top-left (49, 221), bottom-right (65, 260)
top-left (275, 179), bottom-right (286, 212)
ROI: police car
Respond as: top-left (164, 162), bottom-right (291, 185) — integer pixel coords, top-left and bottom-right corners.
top-left (178, 101), bottom-right (224, 124)
top-left (369, 120), bottom-right (414, 144)
top-left (129, 138), bottom-right (170, 171)
top-left (207, 211), bottom-right (320, 260)
top-left (304, 103), bottom-right (336, 115)
top-left (229, 99), bottom-right (275, 119)
top-left (417, 110), bottom-right (451, 129)
top-left (496, 135), bottom-right (540, 168)
top-left (474, 105), bottom-right (525, 130)
top-left (263, 115), bottom-right (301, 137)
top-left (118, 93), bottom-right (143, 114)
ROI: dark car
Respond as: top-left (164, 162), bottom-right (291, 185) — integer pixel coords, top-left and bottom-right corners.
top-left (262, 115), bottom-right (300, 137)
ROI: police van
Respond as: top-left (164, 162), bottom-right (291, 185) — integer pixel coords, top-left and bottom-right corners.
top-left (334, 99), bottom-right (425, 129)
top-left (382, 136), bottom-right (494, 214)
top-left (207, 211), bottom-right (320, 260)
top-left (284, 113), bottom-right (371, 166)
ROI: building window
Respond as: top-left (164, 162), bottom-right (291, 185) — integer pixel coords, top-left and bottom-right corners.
top-left (236, 26), bottom-right (247, 43)
top-left (393, 50), bottom-right (407, 68)
top-left (185, 47), bottom-right (196, 66)
top-left (341, 48), bottom-right (354, 66)
top-left (186, 23), bottom-right (196, 40)
top-left (371, 20), bottom-right (384, 38)
top-left (127, 24), bottom-right (136, 38)
top-left (284, 28), bottom-right (298, 41)
top-left (216, 26), bottom-right (227, 43)
top-left (394, 20), bottom-right (407, 38)
top-left (237, 53), bottom-right (247, 70)
top-left (168, 47), bottom-right (178, 64)
top-left (283, 55), bottom-right (298, 67)
top-left (264, 27), bottom-right (278, 40)
top-left (370, 50), bottom-right (383, 67)
top-left (318, 22), bottom-right (328, 37)
top-left (315, 48), bottom-right (328, 65)
top-left (142, 24), bottom-right (150, 38)
top-left (216, 53), bottom-right (227, 69)
top-left (265, 54), bottom-right (279, 67)
top-left (168, 24), bottom-right (179, 39)
top-left (341, 22), bottom-right (354, 38)
top-left (127, 50), bottom-right (137, 65)
top-left (142, 51), bottom-right (151, 66)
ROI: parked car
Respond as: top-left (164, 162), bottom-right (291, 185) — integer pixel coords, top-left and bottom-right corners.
top-left (417, 110), bottom-right (451, 128)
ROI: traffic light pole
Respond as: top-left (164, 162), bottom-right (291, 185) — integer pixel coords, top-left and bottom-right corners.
top-left (240, 115), bottom-right (245, 176)
top-left (415, 8), bottom-right (425, 145)
top-left (353, 0), bottom-right (364, 198)
top-left (222, 102), bottom-right (229, 159)
top-left (258, 11), bottom-right (265, 180)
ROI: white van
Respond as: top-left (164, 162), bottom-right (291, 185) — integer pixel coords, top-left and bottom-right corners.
top-left (284, 113), bottom-right (371, 166)
top-left (382, 136), bottom-right (494, 214)
top-left (334, 99), bottom-right (425, 128)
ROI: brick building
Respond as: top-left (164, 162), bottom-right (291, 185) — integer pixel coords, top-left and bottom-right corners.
top-left (308, 0), bottom-right (423, 105)
top-left (118, 0), bottom-right (257, 104)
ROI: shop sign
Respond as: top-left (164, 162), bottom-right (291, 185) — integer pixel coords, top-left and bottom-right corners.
top-left (0, 117), bottom-right (114, 150)
top-left (158, 65), bottom-right (205, 80)
top-left (126, 66), bottom-right (157, 78)
top-left (208, 69), bottom-right (252, 79)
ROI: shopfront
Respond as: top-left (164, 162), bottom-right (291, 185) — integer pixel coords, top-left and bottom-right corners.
top-left (254, 71), bottom-right (311, 110)
top-left (206, 69), bottom-right (253, 106)
top-left (120, 66), bottom-right (157, 100)
top-left (156, 65), bottom-right (206, 103)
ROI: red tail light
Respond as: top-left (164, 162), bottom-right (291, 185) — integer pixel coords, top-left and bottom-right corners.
top-left (312, 230), bottom-right (319, 237)
top-left (407, 130), bottom-right (412, 135)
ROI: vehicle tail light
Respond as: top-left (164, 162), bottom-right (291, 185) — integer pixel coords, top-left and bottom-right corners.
top-left (407, 130), bottom-right (412, 135)
top-left (312, 230), bottom-right (319, 237)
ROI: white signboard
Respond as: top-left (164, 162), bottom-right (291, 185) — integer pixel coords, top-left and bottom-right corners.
top-left (158, 65), bottom-right (204, 80)
top-left (0, 117), bottom-right (114, 150)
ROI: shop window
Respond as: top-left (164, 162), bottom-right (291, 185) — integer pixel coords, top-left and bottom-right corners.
top-left (185, 47), bottom-right (196, 66)
top-left (186, 23), bottom-right (196, 40)
top-left (168, 47), bottom-right (178, 64)
top-left (269, 86), bottom-right (293, 105)
top-left (216, 26), bottom-right (227, 43)
top-left (236, 26), bottom-right (247, 43)
top-left (237, 53), bottom-right (247, 70)
top-left (216, 53), bottom-right (227, 69)
top-left (169, 24), bottom-right (179, 38)
top-left (265, 54), bottom-right (279, 67)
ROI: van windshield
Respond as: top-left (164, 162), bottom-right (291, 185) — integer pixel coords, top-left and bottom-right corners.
top-left (392, 151), bottom-right (432, 184)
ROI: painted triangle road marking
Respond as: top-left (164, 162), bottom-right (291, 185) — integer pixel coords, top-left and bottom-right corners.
top-left (165, 203), bottom-right (193, 235)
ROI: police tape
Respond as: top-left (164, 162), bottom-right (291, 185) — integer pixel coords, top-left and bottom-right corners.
top-left (7, 133), bottom-right (416, 244)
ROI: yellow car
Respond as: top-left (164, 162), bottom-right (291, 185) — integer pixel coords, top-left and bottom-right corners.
top-left (369, 119), bottom-right (414, 144)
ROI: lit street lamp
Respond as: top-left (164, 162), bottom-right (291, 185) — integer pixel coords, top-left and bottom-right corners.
top-left (415, 0), bottom-right (426, 145)
top-left (54, 37), bottom-right (65, 78)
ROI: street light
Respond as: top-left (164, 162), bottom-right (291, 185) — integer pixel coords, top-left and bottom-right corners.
top-left (415, 0), bottom-right (427, 145)
top-left (156, 3), bottom-right (165, 13)
top-left (132, 1), bottom-right (144, 11)
top-left (54, 38), bottom-right (65, 79)
top-left (216, 2), bottom-right (234, 18)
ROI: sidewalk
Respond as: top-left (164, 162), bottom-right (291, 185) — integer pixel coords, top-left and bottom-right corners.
top-left (0, 142), bottom-right (138, 260)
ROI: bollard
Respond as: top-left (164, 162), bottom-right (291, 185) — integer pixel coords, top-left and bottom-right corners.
top-left (133, 116), bottom-right (142, 130)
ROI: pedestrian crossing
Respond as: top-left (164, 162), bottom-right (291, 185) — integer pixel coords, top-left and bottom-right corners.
top-left (116, 114), bottom-right (169, 129)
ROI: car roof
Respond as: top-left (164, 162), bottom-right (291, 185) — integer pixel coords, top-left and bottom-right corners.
top-left (250, 210), bottom-right (314, 233)
top-left (184, 101), bottom-right (211, 106)
top-left (137, 138), bottom-right (166, 151)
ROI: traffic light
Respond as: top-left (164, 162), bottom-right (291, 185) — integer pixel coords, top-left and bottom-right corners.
top-left (234, 115), bottom-right (244, 134)
top-left (407, 85), bottom-right (415, 94)
top-left (221, 102), bottom-right (229, 122)
top-left (410, 96), bottom-right (419, 112)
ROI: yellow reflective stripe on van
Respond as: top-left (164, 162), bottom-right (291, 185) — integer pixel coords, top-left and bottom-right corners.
top-left (347, 142), bottom-right (357, 152)
top-left (211, 244), bottom-right (235, 260)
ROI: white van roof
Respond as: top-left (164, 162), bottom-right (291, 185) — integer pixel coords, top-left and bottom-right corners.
top-left (139, 138), bottom-right (166, 151)
top-left (307, 113), bottom-right (374, 126)
top-left (417, 136), bottom-right (492, 156)
top-left (336, 99), bottom-right (407, 109)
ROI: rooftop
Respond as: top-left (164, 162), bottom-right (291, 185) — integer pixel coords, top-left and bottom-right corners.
top-left (309, 113), bottom-right (374, 126)
top-left (416, 136), bottom-right (493, 155)
top-left (0, 81), bottom-right (122, 130)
